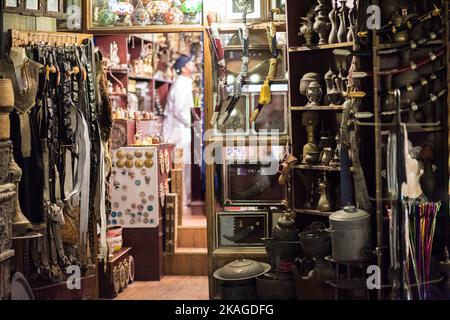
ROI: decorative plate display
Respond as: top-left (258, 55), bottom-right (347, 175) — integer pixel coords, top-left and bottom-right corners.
top-left (110, 146), bottom-right (159, 228)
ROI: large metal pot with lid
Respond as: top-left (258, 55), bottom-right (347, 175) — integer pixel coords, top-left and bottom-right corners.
top-left (327, 206), bottom-right (371, 262)
top-left (213, 258), bottom-right (271, 281)
top-left (213, 258), bottom-right (271, 300)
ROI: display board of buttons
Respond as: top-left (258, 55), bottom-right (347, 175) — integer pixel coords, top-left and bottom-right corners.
top-left (110, 147), bottom-right (159, 228)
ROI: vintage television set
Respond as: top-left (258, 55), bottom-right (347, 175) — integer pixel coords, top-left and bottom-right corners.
top-left (221, 145), bottom-right (286, 206)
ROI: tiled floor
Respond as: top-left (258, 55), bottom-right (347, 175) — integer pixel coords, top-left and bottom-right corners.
top-left (114, 276), bottom-right (209, 300)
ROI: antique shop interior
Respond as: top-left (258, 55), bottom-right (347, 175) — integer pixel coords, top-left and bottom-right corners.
top-left (0, 0), bottom-right (450, 301)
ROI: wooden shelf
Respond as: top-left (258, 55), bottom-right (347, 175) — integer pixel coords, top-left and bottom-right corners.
top-left (290, 105), bottom-right (344, 111)
top-left (379, 39), bottom-right (443, 50)
top-left (107, 68), bottom-right (128, 74)
top-left (381, 126), bottom-right (444, 135)
top-left (289, 42), bottom-right (354, 52)
top-left (109, 93), bottom-right (128, 97)
top-left (129, 75), bottom-right (174, 85)
top-left (292, 164), bottom-right (354, 172)
top-left (89, 24), bottom-right (204, 34)
top-left (218, 21), bottom-right (286, 32)
top-left (208, 135), bottom-right (290, 144)
top-left (212, 247), bottom-right (267, 257)
top-left (294, 208), bottom-right (332, 217)
top-left (108, 247), bottom-right (132, 263)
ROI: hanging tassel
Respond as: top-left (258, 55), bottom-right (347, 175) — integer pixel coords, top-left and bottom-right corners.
top-left (258, 79), bottom-right (272, 105)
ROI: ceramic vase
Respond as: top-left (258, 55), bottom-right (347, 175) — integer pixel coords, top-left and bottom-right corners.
top-left (337, 0), bottom-right (348, 43)
top-left (300, 17), bottom-right (316, 46)
top-left (131, 1), bottom-right (150, 26)
top-left (313, 0), bottom-right (331, 45)
top-left (328, 0), bottom-right (338, 44)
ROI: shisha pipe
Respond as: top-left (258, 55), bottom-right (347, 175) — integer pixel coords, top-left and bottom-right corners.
top-left (380, 5), bottom-right (442, 40)
top-left (217, 0), bottom-right (250, 126)
top-left (207, 12), bottom-right (228, 126)
top-left (250, 8), bottom-right (280, 123)
top-left (349, 45), bottom-right (446, 79)
top-left (334, 27), bottom-right (446, 57)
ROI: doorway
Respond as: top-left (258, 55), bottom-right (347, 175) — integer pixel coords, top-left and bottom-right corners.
top-left (94, 32), bottom-right (208, 299)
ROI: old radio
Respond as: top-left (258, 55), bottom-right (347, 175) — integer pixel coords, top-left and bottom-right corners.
top-left (216, 211), bottom-right (269, 248)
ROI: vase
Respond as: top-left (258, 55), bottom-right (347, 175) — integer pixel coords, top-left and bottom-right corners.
top-left (10, 154), bottom-right (32, 235)
top-left (302, 113), bottom-right (320, 164)
top-left (300, 17), bottom-right (316, 46)
top-left (347, 0), bottom-right (356, 42)
top-left (317, 176), bottom-right (332, 212)
top-left (347, 25), bottom-right (356, 42)
top-left (324, 68), bottom-right (334, 105)
top-left (146, 1), bottom-right (170, 25)
top-left (111, 1), bottom-right (133, 25)
top-left (306, 81), bottom-right (323, 106)
top-left (164, 6), bottom-right (184, 24)
top-left (300, 72), bottom-right (321, 96)
top-left (328, 74), bottom-right (342, 106)
top-left (313, 0), bottom-right (331, 45)
top-left (328, 0), bottom-right (338, 44)
top-left (97, 7), bottom-right (117, 26)
top-left (337, 0), bottom-right (348, 43)
top-left (131, 1), bottom-right (149, 26)
top-left (180, 0), bottom-right (202, 24)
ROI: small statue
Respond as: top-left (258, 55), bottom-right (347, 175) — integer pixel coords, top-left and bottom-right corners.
top-left (110, 41), bottom-right (121, 68)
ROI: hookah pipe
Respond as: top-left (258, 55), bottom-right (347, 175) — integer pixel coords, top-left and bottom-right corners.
top-left (206, 12), bottom-right (228, 126)
top-left (217, 0), bottom-right (250, 126)
top-left (250, 8), bottom-right (280, 123)
top-left (380, 5), bottom-right (442, 40)
top-left (335, 27), bottom-right (446, 57)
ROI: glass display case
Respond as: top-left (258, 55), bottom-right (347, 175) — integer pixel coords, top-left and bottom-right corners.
top-left (88, 0), bottom-right (203, 31)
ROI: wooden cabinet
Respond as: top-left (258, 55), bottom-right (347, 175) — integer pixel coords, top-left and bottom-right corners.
top-left (1, 0), bottom-right (23, 13)
top-left (284, 0), bottom-right (449, 299)
top-left (22, 0), bottom-right (43, 16)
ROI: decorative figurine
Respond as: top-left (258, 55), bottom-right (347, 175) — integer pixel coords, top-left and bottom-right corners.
top-left (110, 41), bottom-right (120, 68)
